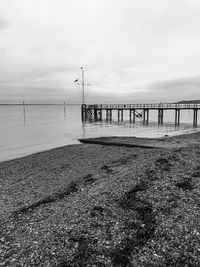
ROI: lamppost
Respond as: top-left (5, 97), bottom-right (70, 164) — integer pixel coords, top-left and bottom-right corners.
top-left (80, 67), bottom-right (85, 105)
top-left (74, 67), bottom-right (86, 105)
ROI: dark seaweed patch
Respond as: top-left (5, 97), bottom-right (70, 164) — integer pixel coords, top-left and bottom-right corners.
top-left (193, 165), bottom-right (200, 177)
top-left (111, 245), bottom-right (131, 267)
top-left (112, 155), bottom-right (137, 167)
top-left (90, 206), bottom-right (105, 217)
top-left (156, 158), bottom-right (169, 165)
top-left (105, 224), bottom-right (112, 241)
top-left (175, 179), bottom-right (193, 191)
top-left (101, 165), bottom-right (113, 173)
top-left (58, 233), bottom-right (97, 267)
top-left (112, 185), bottom-right (156, 266)
top-left (83, 174), bottom-right (96, 185)
top-left (14, 181), bottom-right (78, 215)
top-left (192, 170), bottom-right (200, 177)
top-left (160, 194), bottom-right (179, 215)
top-left (160, 203), bottom-right (178, 215)
top-left (119, 180), bottom-right (148, 209)
top-left (155, 158), bottom-right (172, 171)
top-left (164, 253), bottom-right (200, 267)
top-left (145, 169), bottom-right (158, 181)
top-left (111, 202), bottom-right (156, 266)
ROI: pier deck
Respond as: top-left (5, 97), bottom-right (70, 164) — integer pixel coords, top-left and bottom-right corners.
top-left (81, 103), bottom-right (200, 127)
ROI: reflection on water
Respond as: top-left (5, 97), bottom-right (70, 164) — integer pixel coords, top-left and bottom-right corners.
top-left (64, 102), bottom-right (66, 120)
top-left (23, 102), bottom-right (26, 126)
top-left (0, 104), bottom-right (199, 161)
top-left (82, 119), bottom-right (198, 139)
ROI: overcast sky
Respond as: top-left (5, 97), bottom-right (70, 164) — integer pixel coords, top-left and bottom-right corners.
top-left (0, 0), bottom-right (200, 104)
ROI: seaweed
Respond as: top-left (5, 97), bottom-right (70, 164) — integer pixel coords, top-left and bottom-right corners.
top-left (112, 155), bottom-right (137, 166)
top-left (14, 181), bottom-right (78, 215)
top-left (192, 171), bottom-right (200, 177)
top-left (164, 253), bottom-right (200, 267)
top-left (175, 179), bottom-right (193, 191)
top-left (83, 174), bottom-right (96, 185)
top-left (112, 185), bottom-right (156, 266)
top-left (58, 233), bottom-right (97, 267)
top-left (101, 165), bottom-right (113, 173)
top-left (111, 201), bottom-right (156, 266)
top-left (119, 180), bottom-right (148, 209)
top-left (90, 206), bottom-right (105, 217)
top-left (155, 158), bottom-right (172, 172)
top-left (145, 168), bottom-right (158, 181)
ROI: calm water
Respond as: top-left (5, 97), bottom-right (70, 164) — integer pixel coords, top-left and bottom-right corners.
top-left (0, 104), bottom-right (199, 161)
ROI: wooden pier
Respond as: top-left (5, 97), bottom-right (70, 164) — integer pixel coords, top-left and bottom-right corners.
top-left (81, 103), bottom-right (200, 127)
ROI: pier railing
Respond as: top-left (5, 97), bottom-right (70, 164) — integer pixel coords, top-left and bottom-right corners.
top-left (84, 103), bottom-right (200, 109)
top-left (81, 102), bottom-right (200, 126)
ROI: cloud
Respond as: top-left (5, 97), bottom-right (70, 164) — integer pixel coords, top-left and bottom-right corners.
top-left (1, 0), bottom-right (200, 103)
top-left (137, 1), bottom-right (199, 40)
top-left (0, 15), bottom-right (9, 31)
top-left (147, 76), bottom-right (200, 101)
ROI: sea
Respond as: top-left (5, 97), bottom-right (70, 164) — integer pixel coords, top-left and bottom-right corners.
top-left (0, 104), bottom-right (199, 162)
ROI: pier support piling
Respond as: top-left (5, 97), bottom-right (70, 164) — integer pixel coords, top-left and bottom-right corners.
top-left (143, 109), bottom-right (149, 124)
top-left (175, 109), bottom-right (180, 126)
top-left (82, 103), bottom-right (199, 127)
top-left (118, 109), bottom-right (123, 122)
top-left (129, 109), bottom-right (136, 123)
top-left (158, 109), bottom-right (164, 124)
top-left (106, 109), bottom-right (112, 121)
top-left (193, 109), bottom-right (198, 127)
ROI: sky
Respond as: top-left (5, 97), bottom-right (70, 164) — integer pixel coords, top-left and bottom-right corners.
top-left (0, 0), bottom-right (200, 104)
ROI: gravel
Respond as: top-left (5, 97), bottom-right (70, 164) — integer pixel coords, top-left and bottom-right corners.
top-left (1, 133), bottom-right (200, 266)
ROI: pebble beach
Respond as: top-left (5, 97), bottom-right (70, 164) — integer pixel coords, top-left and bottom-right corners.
top-left (1, 132), bottom-right (200, 266)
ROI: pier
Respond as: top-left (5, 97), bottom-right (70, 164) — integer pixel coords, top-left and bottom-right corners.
top-left (81, 103), bottom-right (200, 127)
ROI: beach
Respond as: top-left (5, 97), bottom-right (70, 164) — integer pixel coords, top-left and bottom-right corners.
top-left (1, 132), bottom-right (200, 266)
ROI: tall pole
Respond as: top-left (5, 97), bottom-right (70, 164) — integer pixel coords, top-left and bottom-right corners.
top-left (81, 67), bottom-right (85, 104)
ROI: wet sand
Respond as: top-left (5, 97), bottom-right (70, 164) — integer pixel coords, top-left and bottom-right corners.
top-left (1, 132), bottom-right (200, 266)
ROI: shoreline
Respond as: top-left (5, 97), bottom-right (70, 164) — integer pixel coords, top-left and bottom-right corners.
top-left (1, 128), bottom-right (200, 164)
top-left (1, 131), bottom-right (200, 265)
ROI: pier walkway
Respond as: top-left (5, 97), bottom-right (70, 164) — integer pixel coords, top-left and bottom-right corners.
top-left (81, 103), bottom-right (200, 127)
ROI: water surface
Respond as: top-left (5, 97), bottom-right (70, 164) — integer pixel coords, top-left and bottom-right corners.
top-left (0, 105), bottom-right (199, 161)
